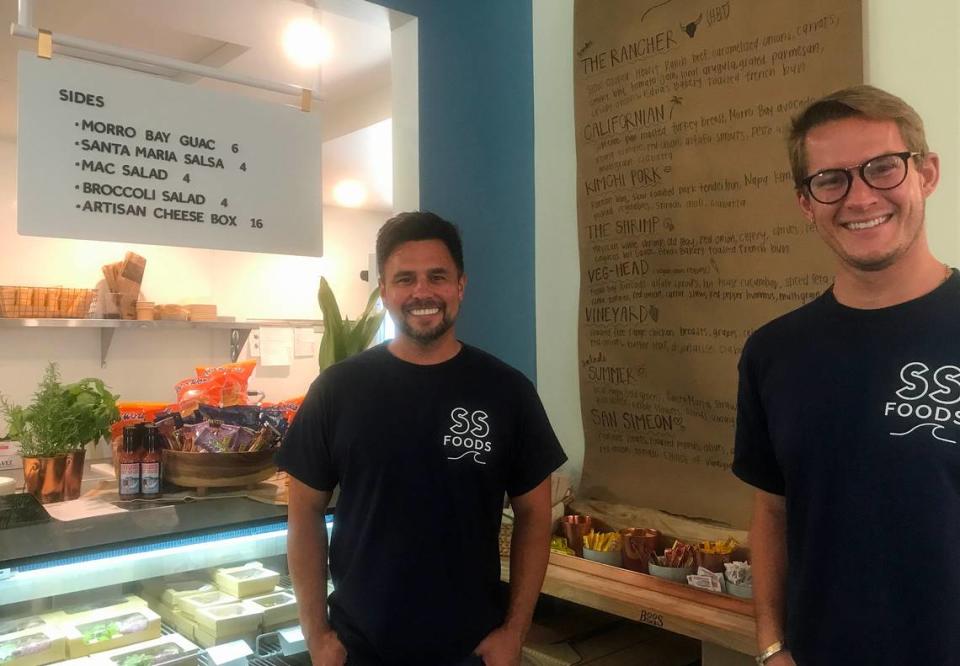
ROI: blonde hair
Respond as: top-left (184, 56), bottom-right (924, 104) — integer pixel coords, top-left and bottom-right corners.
top-left (787, 85), bottom-right (928, 190)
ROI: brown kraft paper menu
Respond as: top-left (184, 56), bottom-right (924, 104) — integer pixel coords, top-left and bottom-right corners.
top-left (574, 0), bottom-right (861, 527)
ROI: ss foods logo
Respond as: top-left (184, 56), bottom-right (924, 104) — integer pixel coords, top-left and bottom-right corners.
top-left (885, 362), bottom-right (960, 444)
top-left (444, 407), bottom-right (493, 465)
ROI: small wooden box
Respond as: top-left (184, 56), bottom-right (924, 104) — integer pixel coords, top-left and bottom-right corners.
top-left (191, 628), bottom-right (257, 650)
top-left (177, 591), bottom-right (238, 620)
top-left (247, 591), bottom-right (298, 628)
top-left (42, 596), bottom-right (149, 626)
top-left (0, 625), bottom-right (66, 666)
top-left (213, 565), bottom-right (279, 598)
top-left (143, 579), bottom-right (217, 609)
top-left (62, 607), bottom-right (161, 657)
top-left (194, 602), bottom-right (262, 638)
top-left (172, 611), bottom-right (198, 643)
top-left (89, 633), bottom-right (200, 666)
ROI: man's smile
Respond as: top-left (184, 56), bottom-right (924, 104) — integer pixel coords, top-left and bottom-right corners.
top-left (840, 213), bottom-right (891, 231)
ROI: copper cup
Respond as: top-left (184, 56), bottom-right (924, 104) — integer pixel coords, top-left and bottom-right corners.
top-left (620, 527), bottom-right (660, 573)
top-left (560, 515), bottom-right (593, 557)
top-left (63, 448), bottom-right (86, 501)
top-left (22, 456), bottom-right (42, 497)
top-left (696, 549), bottom-right (731, 573)
top-left (35, 455), bottom-right (67, 503)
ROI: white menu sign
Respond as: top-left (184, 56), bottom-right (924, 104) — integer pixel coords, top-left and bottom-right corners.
top-left (17, 52), bottom-right (323, 256)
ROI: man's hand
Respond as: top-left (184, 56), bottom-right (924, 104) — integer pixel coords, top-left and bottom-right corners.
top-left (473, 625), bottom-right (524, 666)
top-left (307, 629), bottom-right (347, 666)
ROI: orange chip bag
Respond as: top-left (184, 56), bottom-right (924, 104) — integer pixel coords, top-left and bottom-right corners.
top-left (109, 402), bottom-right (170, 475)
top-left (195, 360), bottom-right (256, 406)
top-left (175, 376), bottom-right (224, 416)
top-left (271, 396), bottom-right (304, 423)
top-left (110, 402), bottom-right (169, 440)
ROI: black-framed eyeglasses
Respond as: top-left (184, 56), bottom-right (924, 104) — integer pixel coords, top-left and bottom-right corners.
top-left (801, 151), bottom-right (923, 204)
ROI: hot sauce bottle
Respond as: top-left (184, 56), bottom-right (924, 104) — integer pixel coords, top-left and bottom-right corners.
top-left (141, 424), bottom-right (162, 498)
top-left (118, 425), bottom-right (141, 498)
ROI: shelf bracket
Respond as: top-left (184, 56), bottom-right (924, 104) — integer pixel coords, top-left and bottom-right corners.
top-left (230, 328), bottom-right (251, 362)
top-left (100, 327), bottom-right (115, 368)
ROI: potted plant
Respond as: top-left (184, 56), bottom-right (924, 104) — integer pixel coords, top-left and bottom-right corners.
top-left (317, 277), bottom-right (386, 371)
top-left (0, 363), bottom-right (119, 502)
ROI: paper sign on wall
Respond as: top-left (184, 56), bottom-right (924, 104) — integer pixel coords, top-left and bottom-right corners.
top-left (17, 53), bottom-right (323, 256)
top-left (259, 327), bottom-right (294, 367)
top-left (574, 0), bottom-right (862, 527)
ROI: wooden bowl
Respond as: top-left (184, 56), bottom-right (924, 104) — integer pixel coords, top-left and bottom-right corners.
top-left (163, 449), bottom-right (277, 495)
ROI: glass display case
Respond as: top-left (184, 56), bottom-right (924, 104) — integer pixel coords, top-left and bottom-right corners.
top-left (0, 496), bottom-right (328, 666)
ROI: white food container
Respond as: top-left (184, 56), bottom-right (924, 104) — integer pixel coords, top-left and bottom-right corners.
top-left (247, 591), bottom-right (299, 628)
top-left (177, 591), bottom-right (238, 620)
top-left (194, 602), bottom-right (262, 638)
top-left (213, 565), bottom-right (279, 598)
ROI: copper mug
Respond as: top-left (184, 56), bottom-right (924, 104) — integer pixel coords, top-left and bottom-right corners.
top-left (23, 455), bottom-right (68, 504)
top-left (620, 527), bottom-right (660, 573)
top-left (560, 515), bottom-right (593, 557)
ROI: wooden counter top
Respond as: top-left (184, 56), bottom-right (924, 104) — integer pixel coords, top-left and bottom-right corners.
top-left (502, 552), bottom-right (757, 655)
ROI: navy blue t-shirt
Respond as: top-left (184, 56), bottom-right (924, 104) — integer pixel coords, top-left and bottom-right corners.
top-left (733, 271), bottom-right (960, 665)
top-left (276, 343), bottom-right (567, 665)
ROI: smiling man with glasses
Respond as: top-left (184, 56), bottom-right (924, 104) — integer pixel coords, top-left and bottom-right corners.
top-left (733, 86), bottom-right (959, 666)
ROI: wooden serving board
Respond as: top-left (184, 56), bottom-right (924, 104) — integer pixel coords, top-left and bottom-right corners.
top-left (502, 552), bottom-right (756, 655)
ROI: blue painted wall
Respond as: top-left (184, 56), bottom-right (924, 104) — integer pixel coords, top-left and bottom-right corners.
top-left (372, 0), bottom-right (537, 381)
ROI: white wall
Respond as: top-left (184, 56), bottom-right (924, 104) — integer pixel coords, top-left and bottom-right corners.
top-left (532, 0), bottom-right (960, 490)
top-left (532, 0), bottom-right (581, 484)
top-left (0, 137), bottom-right (385, 412)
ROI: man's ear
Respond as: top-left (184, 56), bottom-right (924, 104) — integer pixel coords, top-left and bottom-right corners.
top-left (918, 152), bottom-right (940, 197)
top-left (797, 190), bottom-right (815, 223)
top-left (457, 273), bottom-right (466, 302)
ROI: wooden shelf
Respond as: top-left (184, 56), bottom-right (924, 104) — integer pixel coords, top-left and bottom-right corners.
top-left (502, 552), bottom-right (756, 655)
top-left (0, 317), bottom-right (322, 366)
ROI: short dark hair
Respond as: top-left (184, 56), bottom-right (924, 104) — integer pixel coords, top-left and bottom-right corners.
top-left (376, 211), bottom-right (464, 278)
top-left (788, 85), bottom-right (928, 190)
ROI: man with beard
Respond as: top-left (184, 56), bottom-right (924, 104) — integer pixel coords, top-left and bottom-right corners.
top-left (280, 211), bottom-right (567, 666)
top-left (733, 86), bottom-right (958, 665)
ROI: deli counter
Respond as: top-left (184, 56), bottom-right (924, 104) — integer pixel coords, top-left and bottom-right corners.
top-left (0, 496), bottom-right (320, 666)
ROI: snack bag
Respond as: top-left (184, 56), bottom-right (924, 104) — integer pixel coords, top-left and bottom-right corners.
top-left (197, 404), bottom-right (261, 430)
top-left (264, 396), bottom-right (304, 425)
top-left (109, 402), bottom-right (169, 441)
top-left (195, 360), bottom-right (256, 406)
top-left (109, 402), bottom-right (168, 473)
top-left (175, 377), bottom-right (224, 416)
top-left (191, 421), bottom-right (239, 452)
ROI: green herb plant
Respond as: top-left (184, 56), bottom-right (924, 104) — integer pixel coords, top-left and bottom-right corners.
top-left (0, 362), bottom-right (119, 457)
top-left (317, 277), bottom-right (386, 371)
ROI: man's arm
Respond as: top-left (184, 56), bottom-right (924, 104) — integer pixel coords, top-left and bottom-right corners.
top-left (474, 476), bottom-right (554, 666)
top-left (750, 489), bottom-right (795, 666)
top-left (287, 477), bottom-right (346, 666)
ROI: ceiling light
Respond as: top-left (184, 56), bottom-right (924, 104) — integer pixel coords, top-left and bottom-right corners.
top-left (283, 19), bottom-right (332, 67)
top-left (332, 180), bottom-right (367, 208)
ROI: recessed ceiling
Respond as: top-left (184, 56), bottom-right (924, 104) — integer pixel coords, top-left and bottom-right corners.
top-left (1, 0), bottom-right (395, 210)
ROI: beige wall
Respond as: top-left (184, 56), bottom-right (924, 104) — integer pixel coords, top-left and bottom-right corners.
top-left (533, 0), bottom-right (960, 490)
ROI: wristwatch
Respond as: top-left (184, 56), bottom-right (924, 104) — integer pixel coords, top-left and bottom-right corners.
top-left (756, 640), bottom-right (784, 664)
